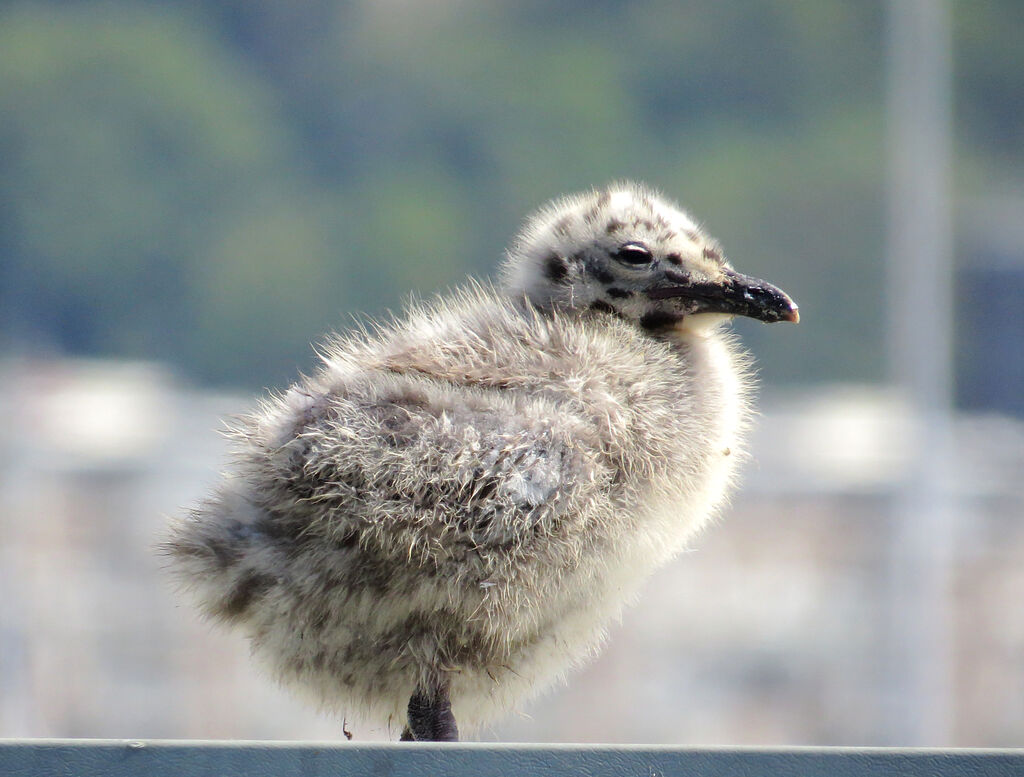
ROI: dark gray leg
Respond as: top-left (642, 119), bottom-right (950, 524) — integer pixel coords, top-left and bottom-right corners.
top-left (405, 682), bottom-right (459, 742)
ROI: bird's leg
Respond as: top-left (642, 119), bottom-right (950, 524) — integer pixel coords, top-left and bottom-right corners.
top-left (405, 680), bottom-right (459, 742)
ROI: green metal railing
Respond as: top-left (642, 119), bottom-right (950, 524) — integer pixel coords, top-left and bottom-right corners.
top-left (2, 740), bottom-right (1024, 777)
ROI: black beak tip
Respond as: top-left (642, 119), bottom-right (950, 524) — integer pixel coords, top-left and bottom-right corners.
top-left (754, 286), bottom-right (799, 324)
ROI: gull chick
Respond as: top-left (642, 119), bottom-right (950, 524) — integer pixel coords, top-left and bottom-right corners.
top-left (166, 182), bottom-right (798, 741)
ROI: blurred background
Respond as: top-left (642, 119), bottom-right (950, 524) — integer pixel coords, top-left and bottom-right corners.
top-left (1, 0), bottom-right (1022, 746)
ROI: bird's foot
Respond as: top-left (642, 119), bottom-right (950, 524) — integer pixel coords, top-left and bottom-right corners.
top-left (404, 682), bottom-right (459, 742)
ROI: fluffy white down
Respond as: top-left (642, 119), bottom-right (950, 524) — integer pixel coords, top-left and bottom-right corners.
top-left (169, 285), bottom-right (752, 732)
top-left (166, 183), bottom-right (762, 736)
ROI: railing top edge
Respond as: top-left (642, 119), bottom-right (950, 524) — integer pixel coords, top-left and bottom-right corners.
top-left (2, 739), bottom-right (1023, 754)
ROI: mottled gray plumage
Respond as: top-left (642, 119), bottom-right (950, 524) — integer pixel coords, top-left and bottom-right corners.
top-left (165, 182), bottom-right (797, 740)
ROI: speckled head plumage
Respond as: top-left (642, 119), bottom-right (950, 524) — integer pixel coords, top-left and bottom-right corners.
top-left (502, 182), bottom-right (798, 333)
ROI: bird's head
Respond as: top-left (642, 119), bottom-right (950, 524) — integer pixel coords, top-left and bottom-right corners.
top-left (502, 182), bottom-right (799, 335)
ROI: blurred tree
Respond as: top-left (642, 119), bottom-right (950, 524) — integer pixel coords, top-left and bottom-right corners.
top-left (1, 0), bottom-right (1019, 393)
top-left (955, 0), bottom-right (1024, 168)
top-left (0, 4), bottom-right (335, 384)
top-left (325, 1), bottom-right (888, 385)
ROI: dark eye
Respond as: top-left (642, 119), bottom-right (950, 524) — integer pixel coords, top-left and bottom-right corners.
top-left (613, 242), bottom-right (653, 265)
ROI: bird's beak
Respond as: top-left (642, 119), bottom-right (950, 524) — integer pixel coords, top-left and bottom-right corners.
top-left (647, 268), bottom-right (800, 324)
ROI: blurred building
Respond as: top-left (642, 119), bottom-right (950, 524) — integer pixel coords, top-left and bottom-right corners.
top-left (957, 195), bottom-right (1024, 418)
top-left (0, 359), bottom-right (1022, 745)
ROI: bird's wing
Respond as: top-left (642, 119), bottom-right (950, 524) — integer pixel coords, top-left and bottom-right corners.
top-left (249, 373), bottom-right (610, 563)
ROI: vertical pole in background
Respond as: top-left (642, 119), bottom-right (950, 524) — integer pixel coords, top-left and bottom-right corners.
top-left (884, 0), bottom-right (955, 744)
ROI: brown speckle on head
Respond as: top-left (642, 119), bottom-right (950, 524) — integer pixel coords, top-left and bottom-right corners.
top-left (640, 309), bottom-right (683, 332)
top-left (665, 253), bottom-right (683, 266)
top-left (703, 245), bottom-right (722, 262)
top-left (684, 229), bottom-right (701, 243)
top-left (589, 264), bottom-right (615, 285)
top-left (606, 287), bottom-right (633, 299)
top-left (552, 216), bottom-right (573, 237)
top-left (583, 204), bottom-right (603, 224)
top-left (543, 254), bottom-right (569, 283)
top-left (605, 219), bottom-right (624, 234)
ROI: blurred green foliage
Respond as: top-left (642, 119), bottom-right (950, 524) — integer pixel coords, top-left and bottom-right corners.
top-left (0, 0), bottom-right (1020, 388)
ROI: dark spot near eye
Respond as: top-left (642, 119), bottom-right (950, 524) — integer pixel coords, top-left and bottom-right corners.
top-left (703, 246), bottom-right (722, 261)
top-left (543, 254), bottom-right (569, 283)
top-left (605, 219), bottom-right (624, 234)
top-left (640, 310), bottom-right (683, 331)
top-left (606, 287), bottom-right (632, 299)
top-left (586, 260), bottom-right (615, 284)
top-left (590, 300), bottom-right (620, 317)
top-left (665, 253), bottom-right (682, 265)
